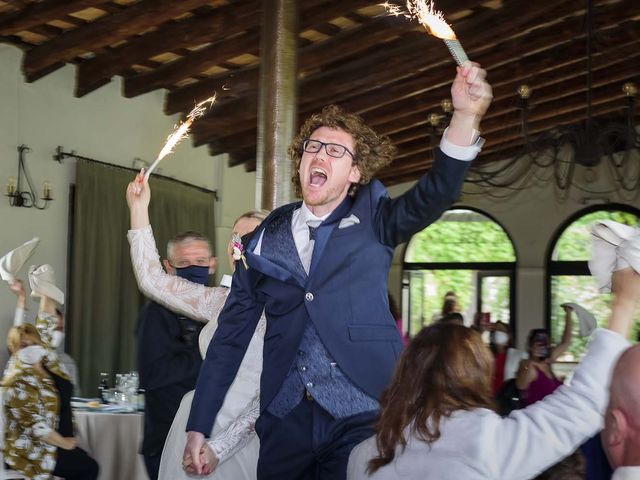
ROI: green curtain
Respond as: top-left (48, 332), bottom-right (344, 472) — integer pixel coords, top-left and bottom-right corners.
top-left (68, 160), bottom-right (216, 397)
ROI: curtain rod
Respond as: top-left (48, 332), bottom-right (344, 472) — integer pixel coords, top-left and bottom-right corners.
top-left (54, 146), bottom-right (218, 200)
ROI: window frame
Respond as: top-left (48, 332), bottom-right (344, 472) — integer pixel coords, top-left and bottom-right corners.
top-left (402, 206), bottom-right (518, 338)
top-left (544, 203), bottom-right (640, 333)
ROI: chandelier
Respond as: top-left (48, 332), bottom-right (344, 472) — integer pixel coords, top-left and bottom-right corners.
top-left (462, 0), bottom-right (639, 201)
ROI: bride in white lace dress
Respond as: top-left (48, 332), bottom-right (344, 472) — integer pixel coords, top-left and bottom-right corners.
top-left (126, 173), bottom-right (268, 479)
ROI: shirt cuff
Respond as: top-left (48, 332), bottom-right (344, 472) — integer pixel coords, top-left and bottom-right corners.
top-left (440, 127), bottom-right (484, 161)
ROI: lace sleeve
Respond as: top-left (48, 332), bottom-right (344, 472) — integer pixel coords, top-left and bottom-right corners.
top-left (128, 225), bottom-right (228, 322)
top-left (207, 393), bottom-right (259, 465)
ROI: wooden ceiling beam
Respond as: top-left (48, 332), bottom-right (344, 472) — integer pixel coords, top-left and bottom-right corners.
top-left (163, 3), bottom-right (410, 114)
top-left (0, 0), bottom-right (107, 36)
top-left (392, 80), bottom-right (637, 162)
top-left (74, 1), bottom-right (259, 97)
top-left (378, 96), bottom-right (637, 181)
top-left (383, 42), bottom-right (640, 146)
top-left (196, 11), bottom-right (636, 153)
top-left (192, 0), bottom-right (600, 142)
top-left (23, 0), bottom-right (214, 82)
top-left (123, 29), bottom-right (260, 99)
top-left (184, 0), bottom-right (485, 120)
top-left (383, 46), bottom-right (640, 150)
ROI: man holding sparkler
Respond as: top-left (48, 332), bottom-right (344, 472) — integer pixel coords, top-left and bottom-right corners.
top-left (184, 63), bottom-right (492, 479)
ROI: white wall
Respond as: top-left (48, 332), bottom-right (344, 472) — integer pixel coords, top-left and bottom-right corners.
top-left (0, 45), bottom-right (257, 367)
top-left (387, 159), bottom-right (640, 349)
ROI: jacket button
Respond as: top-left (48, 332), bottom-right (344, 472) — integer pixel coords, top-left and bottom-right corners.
top-left (305, 292), bottom-right (314, 302)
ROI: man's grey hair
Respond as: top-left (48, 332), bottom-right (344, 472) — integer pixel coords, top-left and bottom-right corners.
top-left (166, 231), bottom-right (211, 262)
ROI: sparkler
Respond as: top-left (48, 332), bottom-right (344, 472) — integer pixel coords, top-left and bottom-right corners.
top-left (382, 1), bottom-right (469, 66)
top-left (143, 95), bottom-right (217, 181)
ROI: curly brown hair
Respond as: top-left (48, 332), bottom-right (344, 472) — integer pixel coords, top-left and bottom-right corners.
top-left (289, 104), bottom-right (396, 197)
top-left (367, 323), bottom-right (495, 474)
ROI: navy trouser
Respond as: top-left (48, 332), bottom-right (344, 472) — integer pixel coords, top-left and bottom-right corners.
top-left (256, 396), bottom-right (377, 480)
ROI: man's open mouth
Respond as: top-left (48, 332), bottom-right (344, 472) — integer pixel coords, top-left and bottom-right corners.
top-left (309, 167), bottom-right (327, 187)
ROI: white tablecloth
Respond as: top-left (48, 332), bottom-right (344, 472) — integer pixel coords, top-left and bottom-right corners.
top-left (74, 410), bottom-right (147, 480)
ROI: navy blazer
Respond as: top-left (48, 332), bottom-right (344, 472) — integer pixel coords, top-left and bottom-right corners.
top-left (187, 148), bottom-right (471, 435)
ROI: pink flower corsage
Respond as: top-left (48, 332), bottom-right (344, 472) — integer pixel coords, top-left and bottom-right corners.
top-left (231, 233), bottom-right (248, 269)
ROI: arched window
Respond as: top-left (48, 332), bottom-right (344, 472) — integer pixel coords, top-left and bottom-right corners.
top-left (403, 208), bottom-right (517, 337)
top-left (547, 205), bottom-right (640, 361)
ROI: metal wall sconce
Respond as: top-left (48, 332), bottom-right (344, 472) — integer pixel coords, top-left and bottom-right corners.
top-left (5, 145), bottom-right (53, 209)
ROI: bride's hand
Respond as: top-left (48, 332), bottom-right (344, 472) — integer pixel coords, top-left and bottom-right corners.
top-left (200, 444), bottom-right (219, 475)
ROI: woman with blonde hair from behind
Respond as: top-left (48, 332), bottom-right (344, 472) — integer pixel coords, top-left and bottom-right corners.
top-left (348, 265), bottom-right (640, 480)
top-left (2, 286), bottom-right (99, 480)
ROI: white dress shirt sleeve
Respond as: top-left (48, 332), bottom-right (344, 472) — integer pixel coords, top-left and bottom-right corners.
top-left (439, 127), bottom-right (484, 161)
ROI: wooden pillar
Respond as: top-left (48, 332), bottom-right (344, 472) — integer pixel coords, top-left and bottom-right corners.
top-left (255, 0), bottom-right (298, 210)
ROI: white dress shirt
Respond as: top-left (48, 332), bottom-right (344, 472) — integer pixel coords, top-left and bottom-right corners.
top-left (291, 203), bottom-right (329, 273)
top-left (613, 467), bottom-right (640, 480)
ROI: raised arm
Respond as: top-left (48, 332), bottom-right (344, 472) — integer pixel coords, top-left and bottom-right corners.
top-left (550, 306), bottom-right (573, 362)
top-left (9, 279), bottom-right (27, 326)
top-left (126, 173), bottom-right (227, 323)
top-left (376, 64), bottom-right (492, 246)
top-left (489, 268), bottom-right (639, 479)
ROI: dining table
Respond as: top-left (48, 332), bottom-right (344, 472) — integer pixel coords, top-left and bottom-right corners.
top-left (74, 406), bottom-right (148, 480)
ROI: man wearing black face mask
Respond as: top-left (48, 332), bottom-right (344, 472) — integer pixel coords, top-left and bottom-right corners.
top-left (136, 231), bottom-right (216, 480)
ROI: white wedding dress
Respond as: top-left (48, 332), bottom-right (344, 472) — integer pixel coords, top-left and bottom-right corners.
top-left (128, 225), bottom-right (265, 480)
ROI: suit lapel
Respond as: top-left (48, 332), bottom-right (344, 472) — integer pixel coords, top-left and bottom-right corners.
top-left (245, 202), bottom-right (306, 287)
top-left (244, 250), bottom-right (301, 286)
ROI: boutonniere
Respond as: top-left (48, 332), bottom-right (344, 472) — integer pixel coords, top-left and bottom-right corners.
top-left (231, 233), bottom-right (249, 269)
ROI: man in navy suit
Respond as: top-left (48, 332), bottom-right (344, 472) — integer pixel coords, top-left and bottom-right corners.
top-left (183, 64), bottom-right (493, 479)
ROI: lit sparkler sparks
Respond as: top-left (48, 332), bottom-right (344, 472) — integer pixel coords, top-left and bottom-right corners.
top-left (143, 95), bottom-right (217, 181)
top-left (381, 1), bottom-right (469, 66)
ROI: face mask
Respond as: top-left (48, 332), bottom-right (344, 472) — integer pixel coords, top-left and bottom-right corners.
top-left (50, 330), bottom-right (65, 349)
top-left (535, 346), bottom-right (550, 360)
top-left (18, 345), bottom-right (47, 365)
top-left (493, 331), bottom-right (509, 346)
top-left (175, 265), bottom-right (210, 286)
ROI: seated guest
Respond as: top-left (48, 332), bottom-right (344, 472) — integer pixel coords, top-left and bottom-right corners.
top-left (516, 306), bottom-right (573, 406)
top-left (347, 265), bottom-right (639, 480)
top-left (602, 342), bottom-right (640, 479)
top-left (2, 269), bottom-right (99, 480)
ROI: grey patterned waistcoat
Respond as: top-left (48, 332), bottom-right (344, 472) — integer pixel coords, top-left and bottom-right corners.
top-left (260, 209), bottom-right (379, 419)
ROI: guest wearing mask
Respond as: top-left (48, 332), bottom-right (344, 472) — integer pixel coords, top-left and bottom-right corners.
top-left (490, 321), bottom-right (524, 395)
top-left (516, 306), bottom-right (573, 407)
top-left (136, 231), bottom-right (216, 480)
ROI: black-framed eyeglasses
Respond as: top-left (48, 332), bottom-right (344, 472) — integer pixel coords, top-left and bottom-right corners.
top-left (302, 138), bottom-right (355, 159)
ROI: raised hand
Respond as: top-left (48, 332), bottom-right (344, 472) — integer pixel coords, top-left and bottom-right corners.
top-left (126, 170), bottom-right (151, 229)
